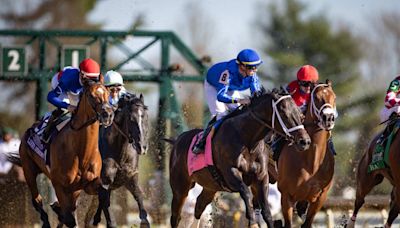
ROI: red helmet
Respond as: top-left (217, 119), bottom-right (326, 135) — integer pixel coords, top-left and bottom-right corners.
top-left (79, 58), bottom-right (100, 79)
top-left (297, 65), bottom-right (319, 82)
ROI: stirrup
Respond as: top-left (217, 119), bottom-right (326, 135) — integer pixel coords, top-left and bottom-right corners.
top-left (192, 144), bottom-right (204, 154)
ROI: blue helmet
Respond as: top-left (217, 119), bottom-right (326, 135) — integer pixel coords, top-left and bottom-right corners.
top-left (236, 49), bottom-right (263, 66)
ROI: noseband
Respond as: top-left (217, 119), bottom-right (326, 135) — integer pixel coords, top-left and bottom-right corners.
top-left (309, 84), bottom-right (335, 130)
top-left (250, 94), bottom-right (305, 141)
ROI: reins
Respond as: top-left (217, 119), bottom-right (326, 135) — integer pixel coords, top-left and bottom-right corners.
top-left (249, 94), bottom-right (305, 141)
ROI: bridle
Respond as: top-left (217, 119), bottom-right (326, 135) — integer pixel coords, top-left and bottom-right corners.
top-left (70, 88), bottom-right (108, 131)
top-left (249, 94), bottom-right (305, 141)
top-left (309, 83), bottom-right (335, 130)
top-left (112, 106), bottom-right (135, 144)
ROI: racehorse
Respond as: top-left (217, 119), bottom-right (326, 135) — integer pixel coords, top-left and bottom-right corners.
top-left (169, 89), bottom-right (312, 228)
top-left (274, 80), bottom-right (336, 228)
top-left (17, 80), bottom-right (114, 228)
top-left (86, 92), bottom-right (150, 228)
top-left (346, 115), bottom-right (400, 227)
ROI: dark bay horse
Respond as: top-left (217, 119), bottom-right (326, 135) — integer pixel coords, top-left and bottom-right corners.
top-left (346, 117), bottom-right (400, 227)
top-left (274, 80), bottom-right (336, 228)
top-left (18, 81), bottom-right (114, 228)
top-left (87, 92), bottom-right (150, 228)
top-left (169, 89), bottom-right (312, 228)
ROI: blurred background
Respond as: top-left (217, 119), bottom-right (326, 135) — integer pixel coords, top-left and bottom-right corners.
top-left (0, 0), bottom-right (399, 227)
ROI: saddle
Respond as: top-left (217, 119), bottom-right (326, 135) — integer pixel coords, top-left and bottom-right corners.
top-left (27, 112), bottom-right (71, 165)
top-left (368, 119), bottom-right (400, 173)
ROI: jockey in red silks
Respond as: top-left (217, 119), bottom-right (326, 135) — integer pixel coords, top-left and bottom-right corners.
top-left (192, 49), bottom-right (263, 154)
top-left (271, 65), bottom-right (337, 160)
top-left (38, 58), bottom-right (101, 142)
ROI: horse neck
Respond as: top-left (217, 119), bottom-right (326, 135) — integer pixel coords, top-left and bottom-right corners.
top-left (303, 107), bottom-right (330, 173)
top-left (234, 106), bottom-right (271, 146)
top-left (71, 96), bottom-right (98, 129)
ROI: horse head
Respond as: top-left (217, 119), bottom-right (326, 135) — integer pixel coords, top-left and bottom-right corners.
top-left (307, 79), bottom-right (336, 130)
top-left (72, 81), bottom-right (114, 129)
top-left (250, 88), bottom-right (311, 151)
top-left (115, 92), bottom-right (149, 155)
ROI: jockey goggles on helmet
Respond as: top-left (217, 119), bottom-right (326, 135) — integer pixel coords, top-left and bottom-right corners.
top-left (298, 80), bottom-right (313, 87)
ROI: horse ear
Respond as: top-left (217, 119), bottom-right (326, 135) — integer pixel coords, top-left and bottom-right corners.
top-left (140, 93), bottom-right (144, 102)
top-left (326, 79), bottom-right (332, 86)
top-left (271, 89), bottom-right (279, 100)
top-left (98, 73), bottom-right (104, 84)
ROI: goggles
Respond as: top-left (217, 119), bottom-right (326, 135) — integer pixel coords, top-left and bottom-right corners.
top-left (108, 86), bottom-right (122, 93)
top-left (298, 80), bottom-right (313, 87)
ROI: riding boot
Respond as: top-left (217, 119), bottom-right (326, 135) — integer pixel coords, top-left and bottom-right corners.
top-left (272, 136), bottom-right (285, 161)
top-left (42, 109), bottom-right (62, 143)
top-left (377, 124), bottom-right (392, 145)
top-left (193, 117), bottom-right (216, 154)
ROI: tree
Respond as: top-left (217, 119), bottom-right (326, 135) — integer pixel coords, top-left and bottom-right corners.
top-left (258, 0), bottom-right (383, 194)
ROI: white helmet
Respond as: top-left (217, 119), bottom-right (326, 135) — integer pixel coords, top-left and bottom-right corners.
top-left (104, 70), bottom-right (124, 86)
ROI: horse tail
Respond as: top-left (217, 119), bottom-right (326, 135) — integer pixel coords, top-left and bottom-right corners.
top-left (162, 137), bottom-right (176, 145)
top-left (5, 151), bottom-right (22, 166)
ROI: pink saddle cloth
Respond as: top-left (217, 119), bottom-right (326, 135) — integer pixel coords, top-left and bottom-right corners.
top-left (187, 132), bottom-right (214, 176)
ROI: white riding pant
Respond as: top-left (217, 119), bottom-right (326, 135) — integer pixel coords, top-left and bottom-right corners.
top-left (204, 81), bottom-right (250, 120)
top-left (380, 106), bottom-right (400, 122)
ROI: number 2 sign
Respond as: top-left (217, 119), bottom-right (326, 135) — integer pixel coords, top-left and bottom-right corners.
top-left (2, 46), bottom-right (27, 76)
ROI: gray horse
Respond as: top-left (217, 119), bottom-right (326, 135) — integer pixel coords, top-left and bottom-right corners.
top-left (91, 92), bottom-right (150, 228)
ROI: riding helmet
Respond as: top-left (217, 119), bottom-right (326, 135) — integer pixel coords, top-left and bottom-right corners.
top-left (297, 65), bottom-right (319, 82)
top-left (236, 49), bottom-right (263, 66)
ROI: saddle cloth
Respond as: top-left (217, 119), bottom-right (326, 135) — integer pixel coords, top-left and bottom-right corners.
top-left (187, 131), bottom-right (214, 176)
top-left (368, 121), bottom-right (400, 173)
top-left (26, 115), bottom-right (70, 165)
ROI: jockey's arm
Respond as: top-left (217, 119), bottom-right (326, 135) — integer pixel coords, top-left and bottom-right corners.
top-left (249, 75), bottom-right (262, 95)
top-left (216, 85), bottom-right (237, 104)
top-left (47, 84), bottom-right (69, 109)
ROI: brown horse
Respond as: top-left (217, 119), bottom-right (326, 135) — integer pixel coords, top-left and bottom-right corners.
top-left (17, 80), bottom-right (114, 228)
top-left (274, 80), bottom-right (336, 228)
top-left (169, 89), bottom-right (311, 228)
top-left (346, 117), bottom-right (400, 227)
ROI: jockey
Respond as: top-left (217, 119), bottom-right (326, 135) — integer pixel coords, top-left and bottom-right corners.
top-left (104, 70), bottom-right (126, 106)
top-left (272, 65), bottom-right (336, 159)
top-left (40, 58), bottom-right (101, 142)
top-left (377, 75), bottom-right (400, 144)
top-left (192, 49), bottom-right (263, 154)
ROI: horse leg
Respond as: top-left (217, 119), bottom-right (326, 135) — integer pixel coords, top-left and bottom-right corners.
top-left (194, 189), bottom-right (216, 219)
top-left (98, 187), bottom-right (117, 228)
top-left (296, 201), bottom-right (308, 219)
top-left (125, 175), bottom-right (150, 227)
top-left (386, 188), bottom-right (400, 227)
top-left (346, 173), bottom-right (383, 228)
top-left (170, 178), bottom-right (192, 228)
top-left (301, 189), bottom-right (330, 228)
top-left (281, 193), bottom-right (294, 228)
top-left (54, 184), bottom-right (80, 228)
top-left (20, 148), bottom-right (51, 228)
top-left (226, 167), bottom-right (258, 227)
top-left (253, 180), bottom-right (274, 228)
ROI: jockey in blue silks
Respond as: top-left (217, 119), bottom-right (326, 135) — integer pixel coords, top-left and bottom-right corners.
top-left (193, 49), bottom-right (263, 154)
top-left (40, 58), bottom-right (101, 142)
